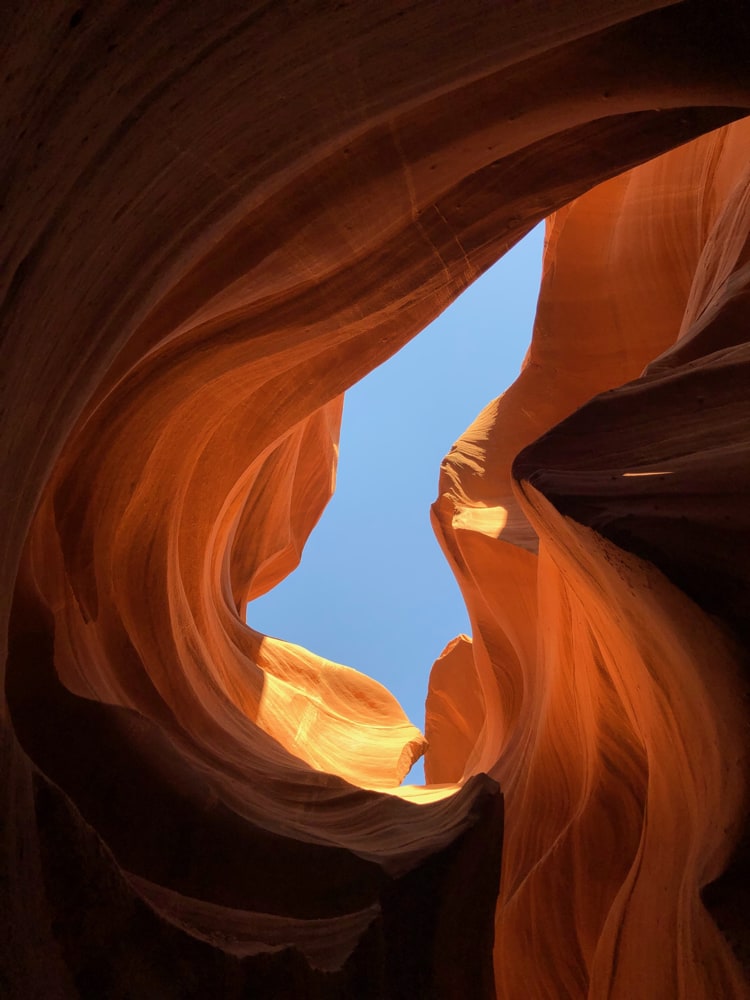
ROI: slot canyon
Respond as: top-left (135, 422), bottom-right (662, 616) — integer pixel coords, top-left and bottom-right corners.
top-left (2, 2), bottom-right (750, 997)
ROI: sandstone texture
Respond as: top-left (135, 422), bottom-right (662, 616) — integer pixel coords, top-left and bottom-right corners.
top-left (2, 3), bottom-right (750, 997)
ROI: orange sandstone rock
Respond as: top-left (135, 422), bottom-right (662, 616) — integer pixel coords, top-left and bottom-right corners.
top-left (2, 2), bottom-right (750, 997)
top-left (429, 121), bottom-right (750, 997)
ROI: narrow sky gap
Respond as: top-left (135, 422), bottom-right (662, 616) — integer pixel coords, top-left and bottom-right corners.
top-left (247, 224), bottom-right (544, 783)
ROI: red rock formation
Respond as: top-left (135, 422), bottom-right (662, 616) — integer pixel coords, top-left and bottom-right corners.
top-left (2, 3), bottom-right (750, 997)
top-left (430, 122), bottom-right (750, 996)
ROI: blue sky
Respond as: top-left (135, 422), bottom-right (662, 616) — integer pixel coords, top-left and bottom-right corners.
top-left (247, 225), bottom-right (544, 782)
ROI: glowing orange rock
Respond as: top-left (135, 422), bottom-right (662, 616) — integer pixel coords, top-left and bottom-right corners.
top-left (429, 121), bottom-right (750, 997)
top-left (2, 2), bottom-right (750, 996)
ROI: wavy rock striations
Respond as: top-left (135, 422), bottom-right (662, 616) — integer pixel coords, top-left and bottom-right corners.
top-left (430, 122), bottom-right (750, 997)
top-left (2, 2), bottom-right (750, 997)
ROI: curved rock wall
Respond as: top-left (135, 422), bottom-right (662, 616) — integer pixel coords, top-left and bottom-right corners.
top-left (429, 123), bottom-right (750, 996)
top-left (2, 2), bottom-right (749, 997)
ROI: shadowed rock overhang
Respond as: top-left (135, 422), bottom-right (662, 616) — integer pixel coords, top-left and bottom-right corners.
top-left (2, 2), bottom-right (750, 997)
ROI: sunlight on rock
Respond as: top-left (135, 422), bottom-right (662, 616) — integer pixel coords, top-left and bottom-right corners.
top-left (3, 5), bottom-right (750, 996)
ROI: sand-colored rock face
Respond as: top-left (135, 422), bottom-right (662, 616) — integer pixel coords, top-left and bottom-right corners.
top-left (2, 3), bottom-right (750, 997)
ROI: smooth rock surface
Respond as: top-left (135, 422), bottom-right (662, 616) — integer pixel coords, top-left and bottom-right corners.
top-left (2, 3), bottom-right (750, 997)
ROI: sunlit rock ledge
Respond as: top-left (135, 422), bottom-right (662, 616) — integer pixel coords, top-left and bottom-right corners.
top-left (2, 3), bottom-right (749, 997)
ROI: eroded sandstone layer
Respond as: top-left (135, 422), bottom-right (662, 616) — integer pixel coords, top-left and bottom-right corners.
top-left (2, 3), bottom-right (750, 997)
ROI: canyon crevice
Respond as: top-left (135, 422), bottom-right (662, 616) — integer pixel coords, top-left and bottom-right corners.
top-left (2, 3), bottom-right (749, 997)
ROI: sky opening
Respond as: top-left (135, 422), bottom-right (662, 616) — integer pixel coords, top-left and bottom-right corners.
top-left (247, 224), bottom-right (545, 782)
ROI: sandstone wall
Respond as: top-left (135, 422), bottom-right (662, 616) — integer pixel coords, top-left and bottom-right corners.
top-left (2, 3), bottom-right (749, 996)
